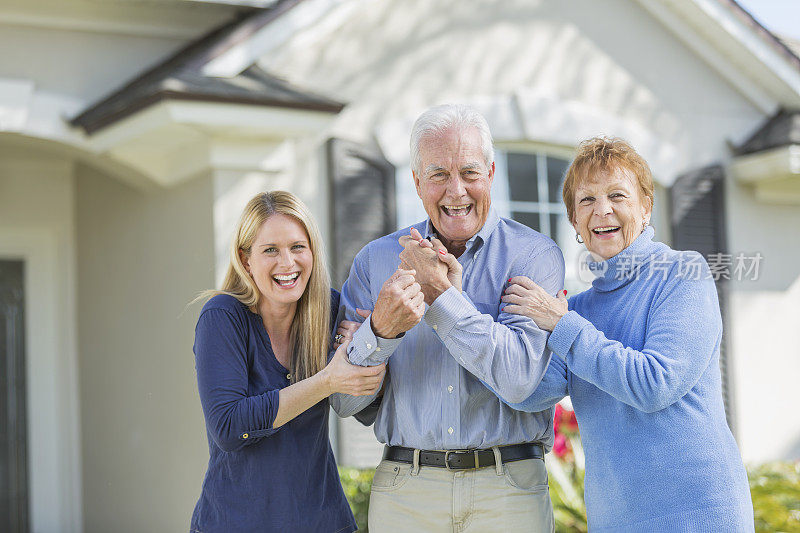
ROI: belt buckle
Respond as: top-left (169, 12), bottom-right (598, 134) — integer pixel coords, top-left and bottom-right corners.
top-left (444, 449), bottom-right (471, 471)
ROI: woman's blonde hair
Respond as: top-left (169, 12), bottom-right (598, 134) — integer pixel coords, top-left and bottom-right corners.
top-left (200, 191), bottom-right (331, 384)
top-left (562, 137), bottom-right (654, 223)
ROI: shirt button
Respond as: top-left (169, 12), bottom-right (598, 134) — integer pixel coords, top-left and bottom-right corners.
top-left (432, 325), bottom-right (438, 331)
top-left (286, 373), bottom-right (291, 380)
top-left (447, 385), bottom-right (454, 393)
top-left (242, 433), bottom-right (249, 439)
top-left (375, 347), bottom-right (381, 352)
top-left (366, 343), bottom-right (372, 350)
top-left (448, 427), bottom-right (454, 435)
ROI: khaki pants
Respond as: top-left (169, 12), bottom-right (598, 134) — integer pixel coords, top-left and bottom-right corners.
top-left (368, 451), bottom-right (554, 533)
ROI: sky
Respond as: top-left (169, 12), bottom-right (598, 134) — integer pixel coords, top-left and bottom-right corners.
top-left (735, 0), bottom-right (800, 40)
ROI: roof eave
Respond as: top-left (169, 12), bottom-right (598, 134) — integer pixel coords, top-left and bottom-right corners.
top-left (71, 89), bottom-right (344, 135)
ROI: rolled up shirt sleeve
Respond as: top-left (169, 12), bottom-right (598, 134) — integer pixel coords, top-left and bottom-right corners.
top-left (194, 308), bottom-right (281, 452)
top-left (426, 245), bottom-right (566, 404)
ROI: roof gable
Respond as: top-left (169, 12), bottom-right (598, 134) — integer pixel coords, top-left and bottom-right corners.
top-left (70, 0), bottom-right (343, 134)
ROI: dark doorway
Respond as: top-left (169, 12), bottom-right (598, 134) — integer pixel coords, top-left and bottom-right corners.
top-left (0, 260), bottom-right (29, 533)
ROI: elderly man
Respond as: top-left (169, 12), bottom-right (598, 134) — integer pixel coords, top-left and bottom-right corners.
top-left (334, 104), bottom-right (564, 532)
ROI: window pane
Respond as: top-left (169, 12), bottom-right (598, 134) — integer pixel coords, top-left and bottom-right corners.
top-left (550, 214), bottom-right (561, 239)
top-left (512, 211), bottom-right (541, 233)
top-left (547, 157), bottom-right (569, 203)
top-left (553, 214), bottom-right (573, 248)
top-left (507, 153), bottom-right (538, 202)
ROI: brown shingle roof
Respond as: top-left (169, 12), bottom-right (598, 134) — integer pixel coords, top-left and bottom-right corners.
top-left (70, 0), bottom-right (343, 134)
top-left (734, 108), bottom-right (800, 155)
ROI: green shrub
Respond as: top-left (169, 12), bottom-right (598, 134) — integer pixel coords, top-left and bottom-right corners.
top-left (549, 404), bottom-right (588, 532)
top-left (547, 453), bottom-right (587, 532)
top-left (339, 466), bottom-right (374, 531)
top-left (748, 461), bottom-right (800, 533)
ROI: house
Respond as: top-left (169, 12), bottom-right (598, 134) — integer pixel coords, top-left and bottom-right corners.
top-left (1, 0), bottom-right (799, 530)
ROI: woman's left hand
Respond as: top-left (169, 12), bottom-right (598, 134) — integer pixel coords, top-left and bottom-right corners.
top-left (333, 308), bottom-right (370, 349)
top-left (501, 276), bottom-right (568, 332)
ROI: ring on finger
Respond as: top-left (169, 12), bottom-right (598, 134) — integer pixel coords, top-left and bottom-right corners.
top-left (334, 333), bottom-right (344, 343)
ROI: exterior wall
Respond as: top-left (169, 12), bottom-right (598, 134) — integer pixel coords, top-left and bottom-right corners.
top-left (259, 0), bottom-right (763, 177)
top-left (726, 176), bottom-right (800, 464)
top-left (0, 144), bottom-right (81, 532)
top-left (0, 23), bottom-right (184, 105)
top-left (0, 0), bottom-right (235, 102)
top-left (76, 165), bottom-right (215, 532)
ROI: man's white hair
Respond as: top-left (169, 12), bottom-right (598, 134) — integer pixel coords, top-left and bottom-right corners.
top-left (409, 104), bottom-right (495, 175)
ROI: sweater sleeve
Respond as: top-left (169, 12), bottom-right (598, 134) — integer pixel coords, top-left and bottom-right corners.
top-left (502, 354), bottom-right (569, 412)
top-left (194, 308), bottom-right (281, 452)
top-left (547, 259), bottom-right (721, 413)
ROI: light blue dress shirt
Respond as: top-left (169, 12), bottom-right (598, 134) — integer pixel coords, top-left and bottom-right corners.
top-left (330, 208), bottom-right (565, 450)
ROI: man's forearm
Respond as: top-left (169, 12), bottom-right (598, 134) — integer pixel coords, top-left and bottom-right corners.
top-left (422, 276), bottom-right (452, 304)
top-left (425, 287), bottom-right (552, 404)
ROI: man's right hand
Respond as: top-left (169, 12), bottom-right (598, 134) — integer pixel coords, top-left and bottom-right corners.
top-left (371, 268), bottom-right (425, 338)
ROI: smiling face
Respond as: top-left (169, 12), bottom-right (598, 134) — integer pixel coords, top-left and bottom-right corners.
top-left (572, 168), bottom-right (652, 261)
top-left (413, 126), bottom-right (494, 251)
top-left (240, 213), bottom-right (313, 312)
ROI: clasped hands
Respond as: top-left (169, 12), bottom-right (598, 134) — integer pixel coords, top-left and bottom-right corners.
top-left (398, 228), bottom-right (462, 299)
top-left (366, 228), bottom-right (463, 339)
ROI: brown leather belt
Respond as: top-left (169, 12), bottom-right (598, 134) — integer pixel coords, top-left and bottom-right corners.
top-left (382, 442), bottom-right (544, 470)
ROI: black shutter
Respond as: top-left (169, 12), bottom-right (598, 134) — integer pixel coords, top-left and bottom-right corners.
top-left (0, 260), bottom-right (28, 533)
top-left (327, 138), bottom-right (397, 287)
top-left (669, 165), bottom-right (735, 434)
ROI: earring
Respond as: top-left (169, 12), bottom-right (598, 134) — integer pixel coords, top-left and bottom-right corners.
top-left (642, 220), bottom-right (648, 232)
top-left (575, 232), bottom-right (584, 244)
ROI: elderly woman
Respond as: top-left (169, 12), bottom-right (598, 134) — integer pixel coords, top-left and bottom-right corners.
top-left (493, 138), bottom-right (754, 531)
top-left (191, 191), bottom-right (385, 532)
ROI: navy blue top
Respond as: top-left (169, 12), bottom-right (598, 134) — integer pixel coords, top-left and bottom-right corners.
top-left (190, 290), bottom-right (356, 533)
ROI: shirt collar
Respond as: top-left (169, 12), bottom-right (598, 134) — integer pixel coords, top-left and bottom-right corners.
top-left (424, 207), bottom-right (500, 251)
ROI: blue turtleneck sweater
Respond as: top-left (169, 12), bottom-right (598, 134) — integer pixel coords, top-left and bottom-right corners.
top-left (505, 227), bottom-right (753, 532)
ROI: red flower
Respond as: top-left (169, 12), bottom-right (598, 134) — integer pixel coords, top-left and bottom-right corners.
top-left (554, 404), bottom-right (563, 432)
top-left (553, 433), bottom-right (569, 458)
top-left (554, 403), bottom-right (579, 434)
top-left (563, 409), bottom-right (578, 432)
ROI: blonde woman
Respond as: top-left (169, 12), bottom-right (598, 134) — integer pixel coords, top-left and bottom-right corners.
top-left (190, 191), bottom-right (385, 533)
